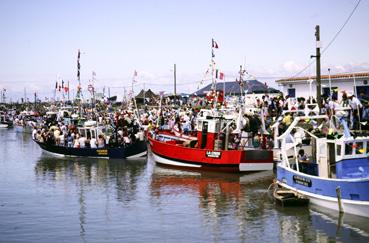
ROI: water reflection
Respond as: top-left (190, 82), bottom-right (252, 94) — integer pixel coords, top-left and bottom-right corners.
top-left (309, 206), bottom-right (369, 242)
top-left (35, 155), bottom-right (147, 203)
top-left (35, 155), bottom-right (147, 239)
top-left (150, 166), bottom-right (275, 241)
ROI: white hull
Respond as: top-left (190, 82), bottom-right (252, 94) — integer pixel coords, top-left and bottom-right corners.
top-left (152, 153), bottom-right (201, 168)
top-left (126, 151), bottom-right (147, 159)
top-left (279, 182), bottom-right (369, 217)
top-left (239, 162), bottom-right (273, 171)
top-left (152, 152), bottom-right (273, 171)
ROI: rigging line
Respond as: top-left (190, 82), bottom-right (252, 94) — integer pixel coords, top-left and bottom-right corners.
top-left (286, 0), bottom-right (362, 80)
top-left (322, 0), bottom-right (362, 55)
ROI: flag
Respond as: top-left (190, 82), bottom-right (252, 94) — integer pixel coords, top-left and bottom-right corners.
top-left (215, 69), bottom-right (219, 79)
top-left (55, 81), bottom-right (58, 89)
top-left (212, 38), bottom-right (219, 49)
top-left (133, 70), bottom-right (138, 83)
top-left (212, 50), bottom-right (215, 58)
top-left (64, 86), bottom-right (69, 92)
top-left (62, 80), bottom-right (64, 88)
top-left (219, 72), bottom-right (224, 80)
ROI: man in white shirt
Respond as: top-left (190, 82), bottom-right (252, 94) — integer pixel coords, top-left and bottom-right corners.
top-left (349, 94), bottom-right (363, 130)
top-left (90, 137), bottom-right (97, 148)
top-left (78, 134), bottom-right (86, 148)
top-left (32, 127), bottom-right (38, 140)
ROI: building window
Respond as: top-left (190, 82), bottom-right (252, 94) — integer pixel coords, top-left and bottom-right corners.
top-left (322, 87), bottom-right (338, 99)
top-left (287, 88), bottom-right (296, 98)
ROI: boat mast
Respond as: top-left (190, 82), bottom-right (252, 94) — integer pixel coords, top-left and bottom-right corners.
top-left (76, 49), bottom-right (82, 117)
top-left (211, 38), bottom-right (218, 107)
top-left (312, 25), bottom-right (322, 113)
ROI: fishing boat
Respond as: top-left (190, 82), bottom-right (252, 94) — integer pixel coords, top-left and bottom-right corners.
top-left (148, 108), bottom-right (273, 172)
top-left (34, 121), bottom-right (147, 159)
top-left (275, 114), bottom-right (369, 217)
top-left (34, 139), bottom-right (147, 159)
top-left (0, 111), bottom-right (13, 128)
top-left (148, 39), bottom-right (273, 172)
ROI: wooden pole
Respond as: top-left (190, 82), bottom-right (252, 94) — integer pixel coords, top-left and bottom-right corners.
top-left (315, 25), bottom-right (322, 113)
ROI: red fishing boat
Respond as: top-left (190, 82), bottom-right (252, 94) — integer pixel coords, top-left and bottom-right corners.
top-left (148, 109), bottom-right (274, 172)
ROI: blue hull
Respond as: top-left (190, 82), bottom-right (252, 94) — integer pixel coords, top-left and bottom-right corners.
top-left (276, 165), bottom-right (369, 217)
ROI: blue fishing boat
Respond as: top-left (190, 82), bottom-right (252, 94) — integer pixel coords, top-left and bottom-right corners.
top-left (275, 114), bottom-right (369, 217)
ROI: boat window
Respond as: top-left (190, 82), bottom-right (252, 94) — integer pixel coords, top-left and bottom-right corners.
top-left (91, 130), bottom-right (96, 138)
top-left (336, 144), bottom-right (341, 156)
top-left (345, 142), bottom-right (353, 155)
top-left (355, 142), bottom-right (364, 154)
top-left (79, 128), bottom-right (85, 137)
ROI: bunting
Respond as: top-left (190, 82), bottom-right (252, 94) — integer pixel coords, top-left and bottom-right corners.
top-left (77, 49), bottom-right (81, 81)
top-left (133, 70), bottom-right (138, 83)
top-left (212, 38), bottom-right (219, 49)
top-left (219, 72), bottom-right (224, 80)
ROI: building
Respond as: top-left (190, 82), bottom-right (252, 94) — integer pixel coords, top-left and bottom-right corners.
top-left (276, 72), bottom-right (369, 99)
top-left (193, 80), bottom-right (280, 96)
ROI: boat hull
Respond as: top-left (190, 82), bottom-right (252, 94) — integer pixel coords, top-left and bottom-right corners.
top-left (35, 140), bottom-right (147, 159)
top-left (276, 165), bottom-right (369, 217)
top-left (148, 133), bottom-right (273, 172)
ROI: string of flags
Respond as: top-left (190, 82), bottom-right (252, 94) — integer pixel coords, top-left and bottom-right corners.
top-left (55, 81), bottom-right (69, 92)
top-left (198, 38), bottom-right (223, 89)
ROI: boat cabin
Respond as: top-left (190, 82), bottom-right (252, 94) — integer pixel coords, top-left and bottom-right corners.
top-left (278, 115), bottom-right (369, 180)
top-left (196, 112), bottom-right (234, 151)
top-left (77, 121), bottom-right (113, 139)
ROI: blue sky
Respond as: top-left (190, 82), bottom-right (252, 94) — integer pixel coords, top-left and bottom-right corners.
top-left (0, 0), bottom-right (368, 101)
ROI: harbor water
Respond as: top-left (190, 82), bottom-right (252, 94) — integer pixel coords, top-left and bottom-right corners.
top-left (1, 128), bottom-right (369, 242)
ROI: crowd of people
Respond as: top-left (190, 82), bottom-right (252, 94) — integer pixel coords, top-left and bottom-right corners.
top-left (31, 109), bottom-right (144, 149)
top-left (11, 89), bottom-right (369, 152)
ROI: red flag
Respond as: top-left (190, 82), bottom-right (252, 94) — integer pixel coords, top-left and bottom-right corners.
top-left (219, 72), bottom-right (224, 80)
top-left (212, 39), bottom-right (219, 49)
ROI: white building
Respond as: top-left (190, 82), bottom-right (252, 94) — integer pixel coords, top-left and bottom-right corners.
top-left (276, 72), bottom-right (369, 99)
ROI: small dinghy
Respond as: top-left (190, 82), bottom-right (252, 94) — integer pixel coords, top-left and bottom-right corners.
top-left (273, 188), bottom-right (309, 207)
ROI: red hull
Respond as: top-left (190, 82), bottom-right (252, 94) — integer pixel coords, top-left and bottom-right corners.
top-left (148, 131), bottom-right (273, 172)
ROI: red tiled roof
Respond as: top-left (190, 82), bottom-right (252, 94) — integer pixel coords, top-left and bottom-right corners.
top-left (276, 72), bottom-right (369, 83)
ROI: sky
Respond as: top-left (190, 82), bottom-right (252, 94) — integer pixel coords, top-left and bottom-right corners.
top-left (0, 0), bottom-right (369, 102)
